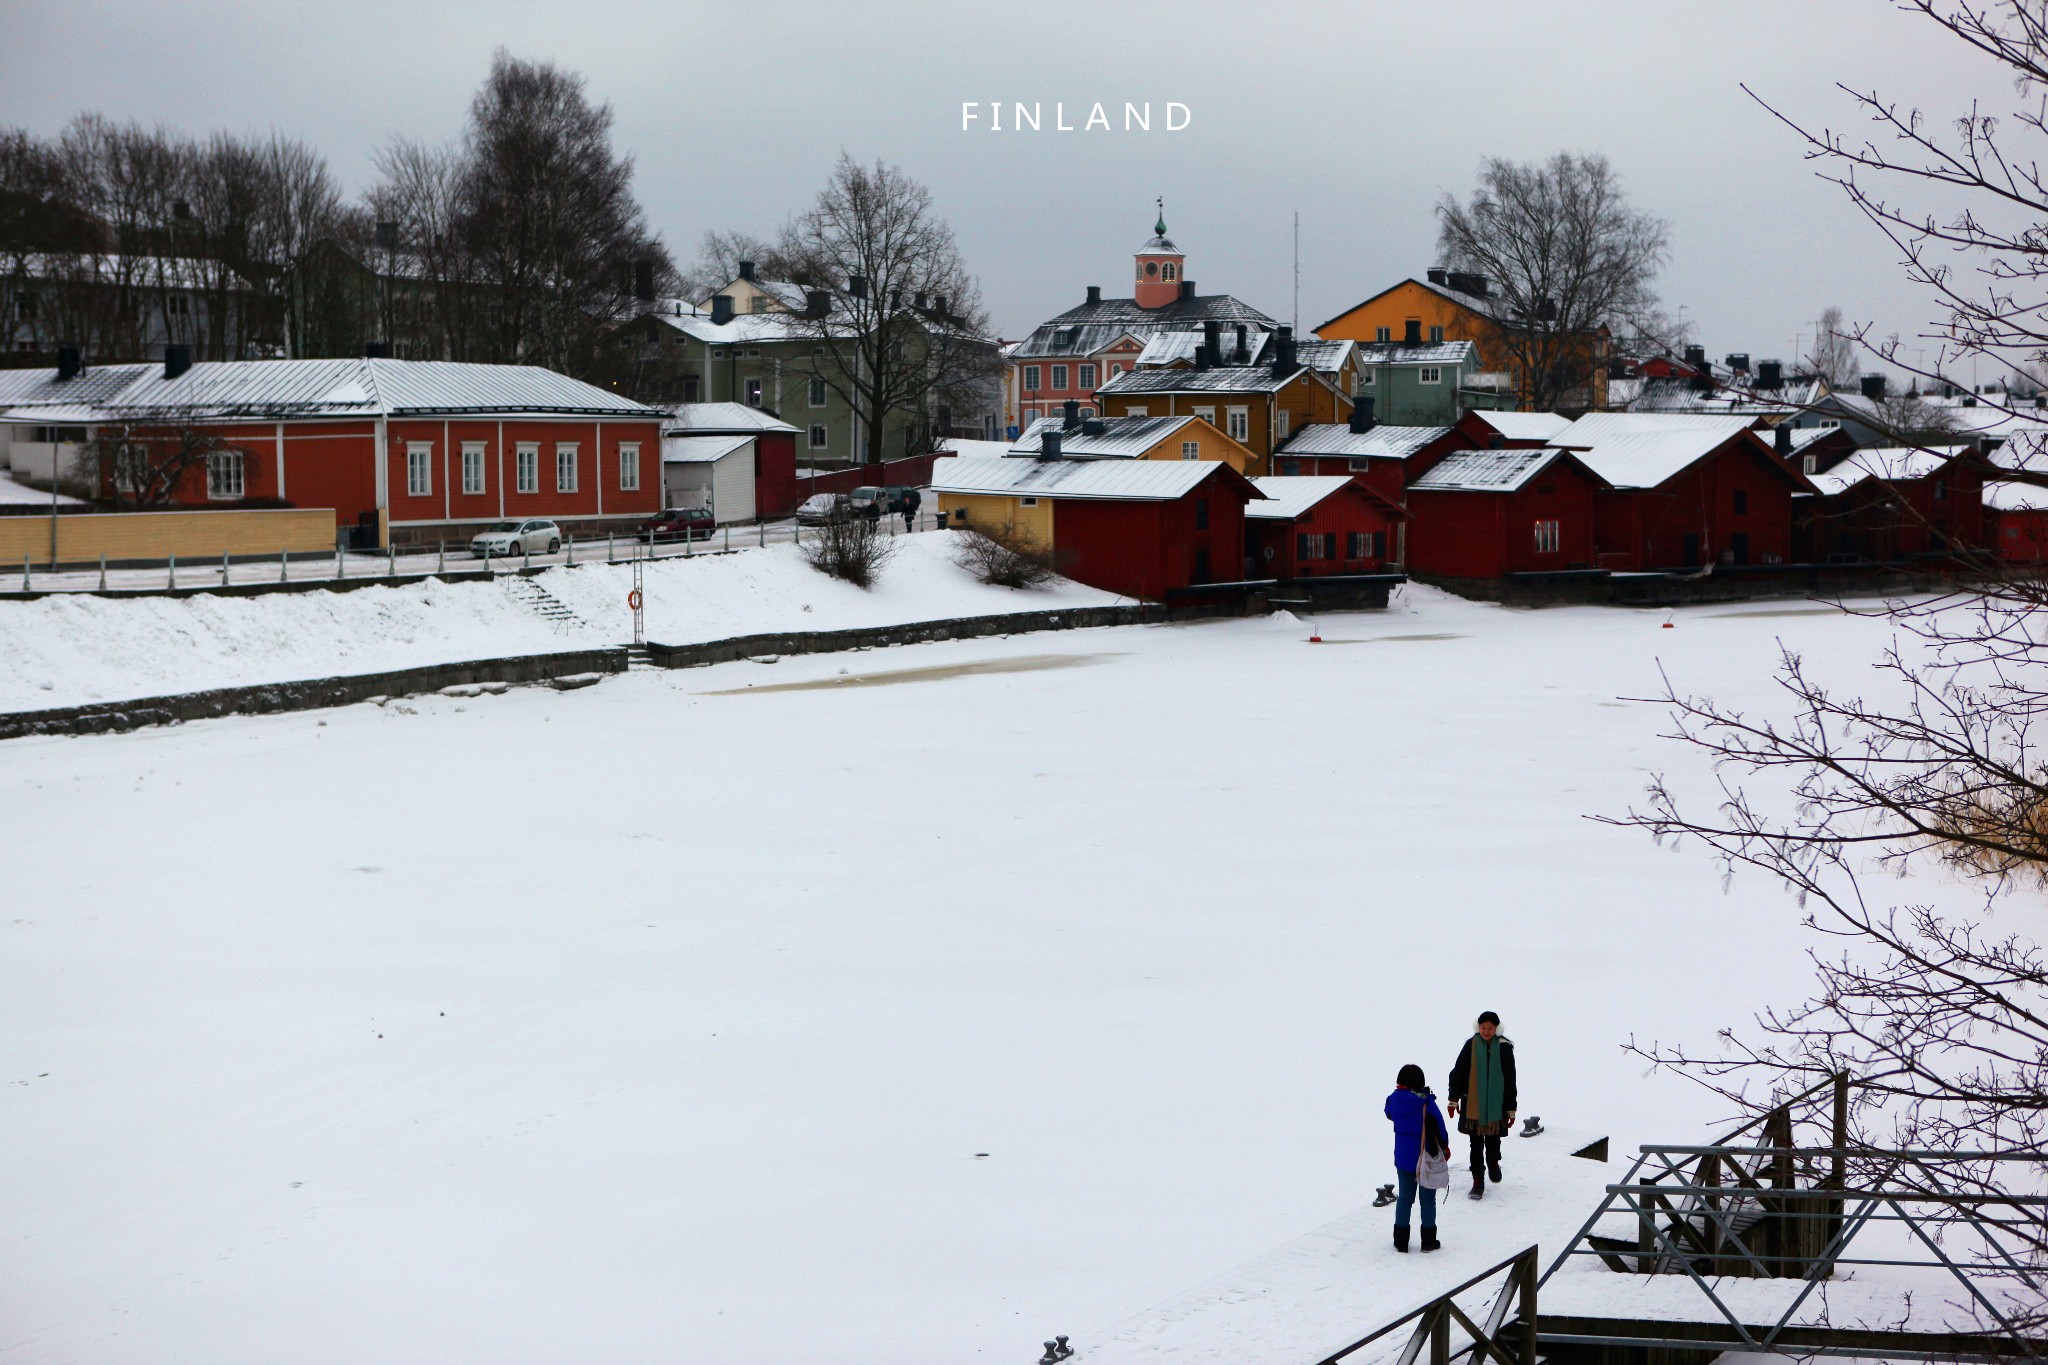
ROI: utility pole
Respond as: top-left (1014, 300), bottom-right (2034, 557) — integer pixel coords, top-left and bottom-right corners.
top-left (1292, 210), bottom-right (1301, 333)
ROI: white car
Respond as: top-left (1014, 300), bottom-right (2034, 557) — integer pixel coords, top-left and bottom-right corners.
top-left (471, 519), bottom-right (561, 557)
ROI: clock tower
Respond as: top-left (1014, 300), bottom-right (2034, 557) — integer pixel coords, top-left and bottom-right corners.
top-left (1133, 201), bottom-right (1185, 310)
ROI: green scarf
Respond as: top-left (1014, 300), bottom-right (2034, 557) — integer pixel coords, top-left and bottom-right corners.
top-left (1467, 1034), bottom-right (1507, 1125)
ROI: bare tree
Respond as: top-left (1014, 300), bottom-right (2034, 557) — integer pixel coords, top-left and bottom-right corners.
top-left (1437, 153), bottom-right (1671, 411)
top-left (799, 503), bottom-right (896, 587)
top-left (73, 422), bottom-right (252, 508)
top-left (1612, 3), bottom-right (2048, 1314)
top-left (773, 155), bottom-right (997, 464)
top-left (678, 228), bottom-right (787, 305)
top-left (1808, 304), bottom-right (1863, 386)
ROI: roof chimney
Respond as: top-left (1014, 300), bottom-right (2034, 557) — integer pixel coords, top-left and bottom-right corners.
top-left (1426, 267), bottom-right (1448, 286)
top-left (1063, 399), bottom-right (1081, 430)
top-left (847, 274), bottom-right (867, 300)
top-left (914, 292), bottom-right (928, 312)
top-left (633, 259), bottom-right (656, 302)
top-left (1082, 418), bottom-right (1106, 436)
top-left (1860, 374), bottom-right (1887, 400)
top-left (1403, 319), bottom-right (1422, 346)
top-left (1683, 344), bottom-right (1707, 372)
top-left (1757, 359), bottom-right (1783, 389)
top-left (363, 340), bottom-right (390, 359)
top-left (1203, 319), bottom-right (1222, 367)
top-left (1179, 279), bottom-right (1195, 301)
top-left (1273, 325), bottom-right (1297, 376)
top-left (55, 346), bottom-right (80, 382)
top-left (1086, 285), bottom-right (1101, 306)
top-left (1468, 275), bottom-right (1489, 297)
top-left (1774, 423), bottom-right (1792, 455)
top-left (804, 290), bottom-right (830, 319)
top-left (1039, 429), bottom-right (1062, 460)
top-left (1725, 353), bottom-right (1751, 374)
top-left (1234, 324), bottom-right (1249, 363)
top-left (163, 344), bottom-right (191, 380)
top-left (373, 220), bottom-right (396, 251)
top-left (1349, 395), bottom-right (1376, 434)
top-left (710, 294), bottom-right (735, 325)
top-left (737, 259), bottom-right (756, 281)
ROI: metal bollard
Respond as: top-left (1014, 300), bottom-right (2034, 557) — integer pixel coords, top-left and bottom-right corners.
top-left (100, 552), bottom-right (108, 591)
top-left (168, 552), bottom-right (177, 590)
top-left (21, 554), bottom-right (28, 591)
top-left (436, 542), bottom-right (445, 575)
top-left (387, 542), bottom-right (396, 577)
top-left (280, 548), bottom-right (288, 583)
top-left (758, 521), bottom-right (765, 547)
top-left (335, 546), bottom-right (343, 580)
top-left (566, 534), bottom-right (575, 567)
top-left (723, 524), bottom-right (730, 552)
top-left (685, 529), bottom-right (692, 556)
top-left (608, 533), bottom-right (615, 564)
top-left (522, 542), bottom-right (530, 572)
top-left (223, 549), bottom-right (231, 586)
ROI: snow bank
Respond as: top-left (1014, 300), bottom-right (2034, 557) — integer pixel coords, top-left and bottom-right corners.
top-left (0, 535), bottom-right (1119, 710)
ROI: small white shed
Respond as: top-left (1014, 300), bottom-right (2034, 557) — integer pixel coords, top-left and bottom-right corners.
top-left (662, 433), bottom-right (757, 524)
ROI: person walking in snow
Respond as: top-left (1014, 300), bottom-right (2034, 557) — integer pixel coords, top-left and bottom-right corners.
top-left (1384, 1063), bottom-right (1447, 1253)
top-left (1446, 1011), bottom-right (1517, 1201)
top-left (901, 487), bottom-right (921, 531)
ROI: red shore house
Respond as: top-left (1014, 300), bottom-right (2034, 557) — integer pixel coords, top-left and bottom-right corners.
top-left (1405, 446), bottom-right (1611, 578)
top-left (56, 354), bottom-right (667, 548)
top-left (1245, 475), bottom-right (1407, 578)
top-left (1799, 444), bottom-right (1986, 562)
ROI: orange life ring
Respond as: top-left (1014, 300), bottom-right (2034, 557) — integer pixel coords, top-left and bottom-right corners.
top-left (627, 589), bottom-right (643, 611)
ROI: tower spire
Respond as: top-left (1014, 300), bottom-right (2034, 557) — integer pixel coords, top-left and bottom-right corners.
top-left (1155, 196), bottom-right (1167, 237)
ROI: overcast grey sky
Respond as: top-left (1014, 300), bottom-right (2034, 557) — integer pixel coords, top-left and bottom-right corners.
top-left (0, 0), bottom-right (1997, 378)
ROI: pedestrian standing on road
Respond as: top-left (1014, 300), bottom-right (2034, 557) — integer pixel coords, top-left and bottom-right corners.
top-left (1384, 1063), bottom-right (1448, 1253)
top-left (1446, 1011), bottom-right (1516, 1202)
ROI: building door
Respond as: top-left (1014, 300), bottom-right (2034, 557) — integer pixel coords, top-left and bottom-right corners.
top-left (1682, 532), bottom-right (1700, 567)
top-left (1730, 531), bottom-right (1750, 565)
top-left (1193, 548), bottom-right (1212, 584)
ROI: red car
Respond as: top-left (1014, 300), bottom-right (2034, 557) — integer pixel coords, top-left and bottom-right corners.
top-left (638, 507), bottom-right (717, 543)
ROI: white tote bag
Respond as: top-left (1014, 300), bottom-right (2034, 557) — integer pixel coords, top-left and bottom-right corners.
top-left (1416, 1106), bottom-right (1452, 1190)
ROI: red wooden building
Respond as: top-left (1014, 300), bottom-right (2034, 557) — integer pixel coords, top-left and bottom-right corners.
top-left (1272, 412), bottom-right (1446, 509)
top-left (50, 355), bottom-right (667, 547)
top-left (932, 455), bottom-right (1259, 599)
top-left (1245, 475), bottom-right (1406, 578)
top-left (1799, 444), bottom-right (1986, 562)
top-left (1405, 446), bottom-right (1610, 578)
top-left (1555, 414), bottom-right (1814, 570)
top-left (663, 402), bottom-right (802, 520)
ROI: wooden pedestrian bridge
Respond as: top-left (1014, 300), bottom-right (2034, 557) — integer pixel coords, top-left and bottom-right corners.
top-left (1052, 1079), bottom-right (2048, 1365)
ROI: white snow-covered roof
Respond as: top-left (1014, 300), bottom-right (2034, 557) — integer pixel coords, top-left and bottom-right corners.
top-left (932, 455), bottom-right (1252, 502)
top-left (665, 402), bottom-right (798, 434)
top-left (0, 364), bottom-right (155, 416)
top-left (1410, 446), bottom-right (1590, 493)
top-left (1351, 339), bottom-right (1477, 368)
top-left (936, 437), bottom-right (1014, 460)
top-left (1805, 444), bottom-right (1967, 496)
top-left (661, 433), bottom-right (753, 464)
top-left (1279, 423), bottom-right (1449, 460)
top-left (1098, 365), bottom-right (1304, 397)
top-left (1245, 476), bottom-right (1356, 520)
top-left (1010, 414), bottom-right (1204, 458)
top-left (1985, 478), bottom-right (2048, 511)
top-left (95, 359), bottom-right (662, 420)
top-left (1469, 411), bottom-right (1575, 442)
top-left (1136, 329), bottom-right (1271, 367)
top-left (1551, 413), bottom-right (1759, 488)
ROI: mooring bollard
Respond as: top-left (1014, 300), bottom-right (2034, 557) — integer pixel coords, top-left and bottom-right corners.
top-left (168, 552), bottom-right (177, 590)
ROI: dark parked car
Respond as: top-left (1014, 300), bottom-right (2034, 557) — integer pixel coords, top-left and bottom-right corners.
top-left (638, 507), bottom-right (716, 543)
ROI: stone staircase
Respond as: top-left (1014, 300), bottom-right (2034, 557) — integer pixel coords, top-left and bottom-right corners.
top-left (502, 574), bottom-right (588, 630)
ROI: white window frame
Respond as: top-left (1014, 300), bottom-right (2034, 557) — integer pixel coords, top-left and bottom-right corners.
top-left (1181, 440), bottom-right (1200, 460)
top-left (206, 448), bottom-right (244, 501)
top-left (1023, 407), bottom-right (1040, 424)
top-left (618, 442), bottom-right (640, 491)
top-left (1375, 326), bottom-right (1392, 343)
top-left (1023, 365), bottom-right (1042, 391)
top-left (1419, 367), bottom-right (1443, 385)
top-left (1534, 519), bottom-right (1561, 554)
top-left (1226, 406), bottom-right (1250, 442)
top-left (406, 441), bottom-right (433, 497)
top-left (1360, 370), bottom-right (1376, 387)
top-left (1818, 418), bottom-right (1841, 429)
top-left (1051, 364), bottom-right (1069, 391)
top-left (1078, 363), bottom-right (1097, 389)
top-left (809, 424), bottom-right (828, 449)
top-left (1192, 405), bottom-right (1216, 424)
top-left (113, 444), bottom-right (146, 493)
top-left (1019, 496), bottom-right (1040, 507)
top-left (1275, 410), bottom-right (1292, 438)
top-left (462, 442), bottom-right (486, 495)
top-left (555, 443), bottom-right (579, 493)
top-left (1429, 325), bottom-right (1444, 343)
top-left (516, 443), bottom-right (539, 494)
top-left (1125, 406), bottom-right (1146, 417)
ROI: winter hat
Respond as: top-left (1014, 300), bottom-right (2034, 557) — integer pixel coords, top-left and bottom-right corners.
top-left (1397, 1063), bottom-right (1426, 1089)
top-left (1477, 1011), bottom-right (1501, 1026)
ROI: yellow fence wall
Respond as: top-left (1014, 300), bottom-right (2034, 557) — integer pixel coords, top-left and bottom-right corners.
top-left (0, 508), bottom-right (337, 567)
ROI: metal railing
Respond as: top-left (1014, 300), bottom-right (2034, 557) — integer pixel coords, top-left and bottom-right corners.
top-left (1313, 1246), bottom-right (1539, 1365)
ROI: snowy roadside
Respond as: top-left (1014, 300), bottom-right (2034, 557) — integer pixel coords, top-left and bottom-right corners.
top-left (0, 536), bottom-right (1124, 712)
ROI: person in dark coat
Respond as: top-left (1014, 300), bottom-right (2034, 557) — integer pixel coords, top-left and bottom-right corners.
top-left (1446, 1011), bottom-right (1516, 1201)
top-left (901, 487), bottom-right (921, 531)
top-left (1383, 1062), bottom-right (1448, 1252)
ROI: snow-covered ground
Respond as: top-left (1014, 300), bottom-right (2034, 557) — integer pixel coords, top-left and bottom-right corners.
top-left (0, 589), bottom-right (1970, 1362)
top-left (0, 535), bottom-right (1121, 711)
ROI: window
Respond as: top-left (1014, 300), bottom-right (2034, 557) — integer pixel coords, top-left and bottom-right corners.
top-left (1019, 496), bottom-right (1040, 507)
top-left (206, 449), bottom-right (244, 500)
top-left (1144, 261), bottom-right (1159, 278)
top-left (1078, 363), bottom-right (1097, 389)
top-left (1803, 454), bottom-right (1818, 475)
top-left (1194, 498), bottom-right (1209, 530)
top-left (682, 375), bottom-right (701, 402)
top-left (1279, 458), bottom-right (1301, 476)
top-left (1181, 440), bottom-right (1200, 460)
top-left (1126, 406), bottom-right (1147, 417)
top-left (1226, 407), bottom-right (1249, 441)
top-left (1297, 532), bottom-right (1332, 561)
top-left (462, 442), bottom-right (486, 495)
top-left (1732, 488), bottom-right (1748, 515)
top-left (618, 442), bottom-right (640, 491)
top-left (745, 377), bottom-right (762, 407)
top-left (555, 443), bottom-right (578, 493)
top-left (1359, 370), bottom-right (1375, 387)
top-left (1818, 418), bottom-right (1840, 429)
top-left (809, 424), bottom-right (828, 449)
top-left (746, 348), bottom-right (760, 358)
top-left (1192, 405), bottom-right (1216, 424)
top-left (1162, 263), bottom-right (1177, 281)
top-left (1935, 477), bottom-right (1950, 501)
top-left (1428, 326), bottom-right (1443, 342)
top-left (1419, 367), bottom-right (1443, 385)
top-left (1533, 519), bottom-right (1561, 554)
top-left (406, 442), bottom-right (432, 497)
top-left (113, 445), bottom-right (146, 493)
top-left (1023, 365), bottom-right (1042, 391)
top-left (516, 443), bottom-right (539, 494)
top-left (807, 377), bottom-right (827, 408)
top-left (1375, 326), bottom-right (1392, 343)
top-left (1275, 410), bottom-right (1293, 438)
top-left (1051, 364), bottom-right (1069, 391)
top-left (1111, 362), bottom-right (1126, 375)
top-left (1348, 531), bottom-right (1382, 559)
top-left (1023, 407), bottom-right (1040, 424)
top-left (750, 297), bottom-right (770, 314)
top-left (166, 295), bottom-right (191, 317)
top-left (1348, 458), bottom-right (1374, 473)
top-left (1080, 406), bottom-right (1096, 418)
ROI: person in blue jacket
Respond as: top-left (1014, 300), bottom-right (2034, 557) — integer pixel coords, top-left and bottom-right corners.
top-left (1384, 1063), bottom-right (1447, 1253)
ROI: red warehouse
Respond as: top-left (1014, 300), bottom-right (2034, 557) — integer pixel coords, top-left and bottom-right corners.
top-left (1405, 446), bottom-right (1610, 579)
top-left (932, 455), bottom-right (1259, 600)
top-left (662, 403), bottom-right (802, 522)
top-left (1273, 408), bottom-right (1447, 510)
top-left (1245, 475), bottom-right (1407, 578)
top-left (71, 354), bottom-right (667, 548)
top-left (1799, 444), bottom-right (1986, 563)
top-left (1554, 414), bottom-right (1814, 570)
